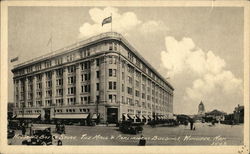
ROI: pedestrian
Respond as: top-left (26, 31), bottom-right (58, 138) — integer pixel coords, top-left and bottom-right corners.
top-left (106, 121), bottom-right (109, 127)
top-left (21, 123), bottom-right (26, 136)
top-left (56, 122), bottom-right (59, 133)
top-left (192, 120), bottom-right (196, 131)
top-left (62, 122), bottom-right (66, 134)
top-left (57, 139), bottom-right (62, 146)
top-left (212, 119), bottom-right (215, 125)
top-left (190, 119), bottom-right (193, 130)
top-left (30, 123), bottom-right (33, 136)
top-left (139, 135), bottom-right (146, 146)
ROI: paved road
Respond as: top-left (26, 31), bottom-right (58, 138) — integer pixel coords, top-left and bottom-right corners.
top-left (8, 122), bottom-right (243, 146)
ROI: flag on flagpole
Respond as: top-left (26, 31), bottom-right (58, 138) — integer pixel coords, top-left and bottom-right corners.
top-left (10, 57), bottom-right (19, 63)
top-left (102, 16), bottom-right (112, 26)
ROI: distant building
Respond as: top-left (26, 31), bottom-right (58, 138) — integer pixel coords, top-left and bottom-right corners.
top-left (198, 101), bottom-right (205, 115)
top-left (205, 109), bottom-right (226, 122)
top-left (233, 104), bottom-right (244, 124)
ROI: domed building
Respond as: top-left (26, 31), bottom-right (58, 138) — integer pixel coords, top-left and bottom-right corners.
top-left (198, 101), bottom-right (205, 115)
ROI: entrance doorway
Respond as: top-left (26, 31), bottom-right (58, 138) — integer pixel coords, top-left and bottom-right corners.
top-left (107, 108), bottom-right (118, 124)
top-left (44, 108), bottom-right (51, 123)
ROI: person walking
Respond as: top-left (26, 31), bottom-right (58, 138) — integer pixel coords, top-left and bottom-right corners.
top-left (21, 123), bottom-right (26, 136)
top-left (139, 135), bottom-right (146, 146)
top-left (190, 119), bottom-right (194, 130)
top-left (29, 123), bottom-right (33, 136)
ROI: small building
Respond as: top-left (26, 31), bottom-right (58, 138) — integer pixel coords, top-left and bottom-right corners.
top-left (233, 105), bottom-right (244, 124)
top-left (205, 109), bottom-right (226, 122)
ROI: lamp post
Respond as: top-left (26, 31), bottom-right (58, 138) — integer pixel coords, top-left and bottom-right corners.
top-left (50, 104), bottom-right (56, 124)
top-left (96, 97), bottom-right (99, 124)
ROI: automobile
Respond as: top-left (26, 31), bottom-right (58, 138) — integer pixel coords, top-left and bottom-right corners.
top-left (176, 115), bottom-right (191, 125)
top-left (22, 127), bottom-right (52, 145)
top-left (119, 121), bottom-right (143, 134)
top-left (166, 119), bottom-right (179, 127)
top-left (8, 120), bottom-right (22, 130)
top-left (7, 129), bottom-right (15, 139)
top-left (55, 123), bottom-right (65, 134)
top-left (147, 120), bottom-right (157, 127)
top-left (221, 120), bottom-right (234, 125)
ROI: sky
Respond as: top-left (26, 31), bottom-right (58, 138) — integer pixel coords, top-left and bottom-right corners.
top-left (8, 6), bottom-right (244, 114)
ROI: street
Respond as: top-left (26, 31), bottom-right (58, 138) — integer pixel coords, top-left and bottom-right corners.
top-left (8, 122), bottom-right (243, 146)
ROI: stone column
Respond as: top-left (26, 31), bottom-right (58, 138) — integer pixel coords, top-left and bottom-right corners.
top-left (149, 80), bottom-right (153, 116)
top-left (42, 73), bottom-right (46, 107)
top-left (133, 68), bottom-right (136, 122)
top-left (24, 77), bottom-right (29, 108)
top-left (75, 63), bottom-right (81, 105)
top-left (18, 79), bottom-right (21, 109)
top-left (52, 70), bottom-right (56, 105)
top-left (144, 75), bottom-right (147, 116)
top-left (32, 76), bottom-right (37, 107)
top-left (117, 56), bottom-right (122, 120)
top-left (13, 80), bottom-right (17, 108)
top-left (139, 73), bottom-right (142, 117)
top-left (63, 67), bottom-right (68, 106)
top-left (123, 61), bottom-right (127, 114)
top-left (90, 59), bottom-right (96, 104)
top-left (99, 57), bottom-right (105, 103)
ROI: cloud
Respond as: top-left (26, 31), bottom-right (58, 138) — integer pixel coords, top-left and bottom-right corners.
top-left (78, 7), bottom-right (167, 38)
top-left (160, 36), bottom-right (243, 113)
top-left (78, 7), bottom-right (141, 38)
top-left (139, 20), bottom-right (168, 34)
top-left (160, 37), bottom-right (227, 77)
top-left (185, 71), bottom-right (242, 100)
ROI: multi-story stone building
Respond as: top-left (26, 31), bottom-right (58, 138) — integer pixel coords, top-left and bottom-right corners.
top-left (12, 32), bottom-right (174, 124)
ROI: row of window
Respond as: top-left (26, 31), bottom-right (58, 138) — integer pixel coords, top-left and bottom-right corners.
top-left (20, 71), bottom-right (170, 96)
top-left (18, 110), bottom-right (41, 114)
top-left (17, 58), bottom-right (170, 96)
top-left (55, 108), bottom-right (90, 113)
top-left (18, 96), bottom-right (171, 111)
top-left (16, 42), bottom-right (169, 91)
top-left (126, 50), bottom-right (170, 89)
top-left (22, 88), bottom-right (171, 104)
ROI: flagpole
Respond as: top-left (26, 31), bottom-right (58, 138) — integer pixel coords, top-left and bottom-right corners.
top-left (50, 33), bottom-right (53, 52)
top-left (111, 13), bottom-right (112, 32)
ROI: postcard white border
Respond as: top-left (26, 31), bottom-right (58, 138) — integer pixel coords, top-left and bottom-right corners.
top-left (1, 1), bottom-right (249, 154)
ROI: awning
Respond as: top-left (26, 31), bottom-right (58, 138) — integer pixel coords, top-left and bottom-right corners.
top-left (157, 116), bottom-right (162, 120)
top-left (16, 114), bottom-right (40, 119)
top-left (148, 115), bottom-right (153, 119)
top-left (136, 115), bottom-right (143, 120)
top-left (128, 114), bottom-right (136, 119)
top-left (168, 114), bottom-right (174, 119)
top-left (92, 113), bottom-right (99, 119)
top-left (172, 116), bottom-right (177, 120)
top-left (54, 113), bottom-right (89, 119)
top-left (142, 115), bottom-right (148, 119)
top-left (122, 113), bottom-right (128, 119)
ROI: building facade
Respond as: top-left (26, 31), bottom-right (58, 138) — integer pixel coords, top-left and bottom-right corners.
top-left (12, 32), bottom-right (174, 124)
